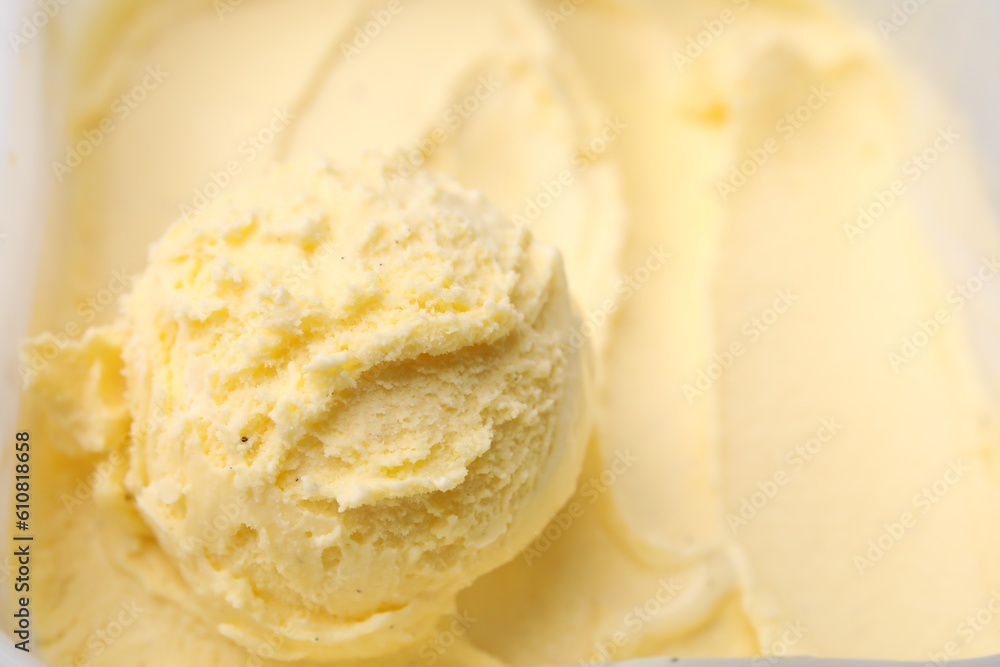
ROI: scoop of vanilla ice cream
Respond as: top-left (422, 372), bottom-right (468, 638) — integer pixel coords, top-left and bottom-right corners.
top-left (26, 157), bottom-right (591, 660)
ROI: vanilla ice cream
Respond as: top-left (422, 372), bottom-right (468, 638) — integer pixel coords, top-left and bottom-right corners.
top-left (23, 156), bottom-right (590, 661)
top-left (8, 0), bottom-right (1000, 665)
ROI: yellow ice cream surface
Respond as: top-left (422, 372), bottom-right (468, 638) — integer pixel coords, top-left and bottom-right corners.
top-left (10, 0), bottom-right (1000, 665)
top-left (25, 156), bottom-right (590, 662)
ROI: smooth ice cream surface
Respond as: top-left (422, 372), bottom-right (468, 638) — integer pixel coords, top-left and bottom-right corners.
top-left (11, 0), bottom-right (1000, 665)
top-left (25, 157), bottom-right (590, 660)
